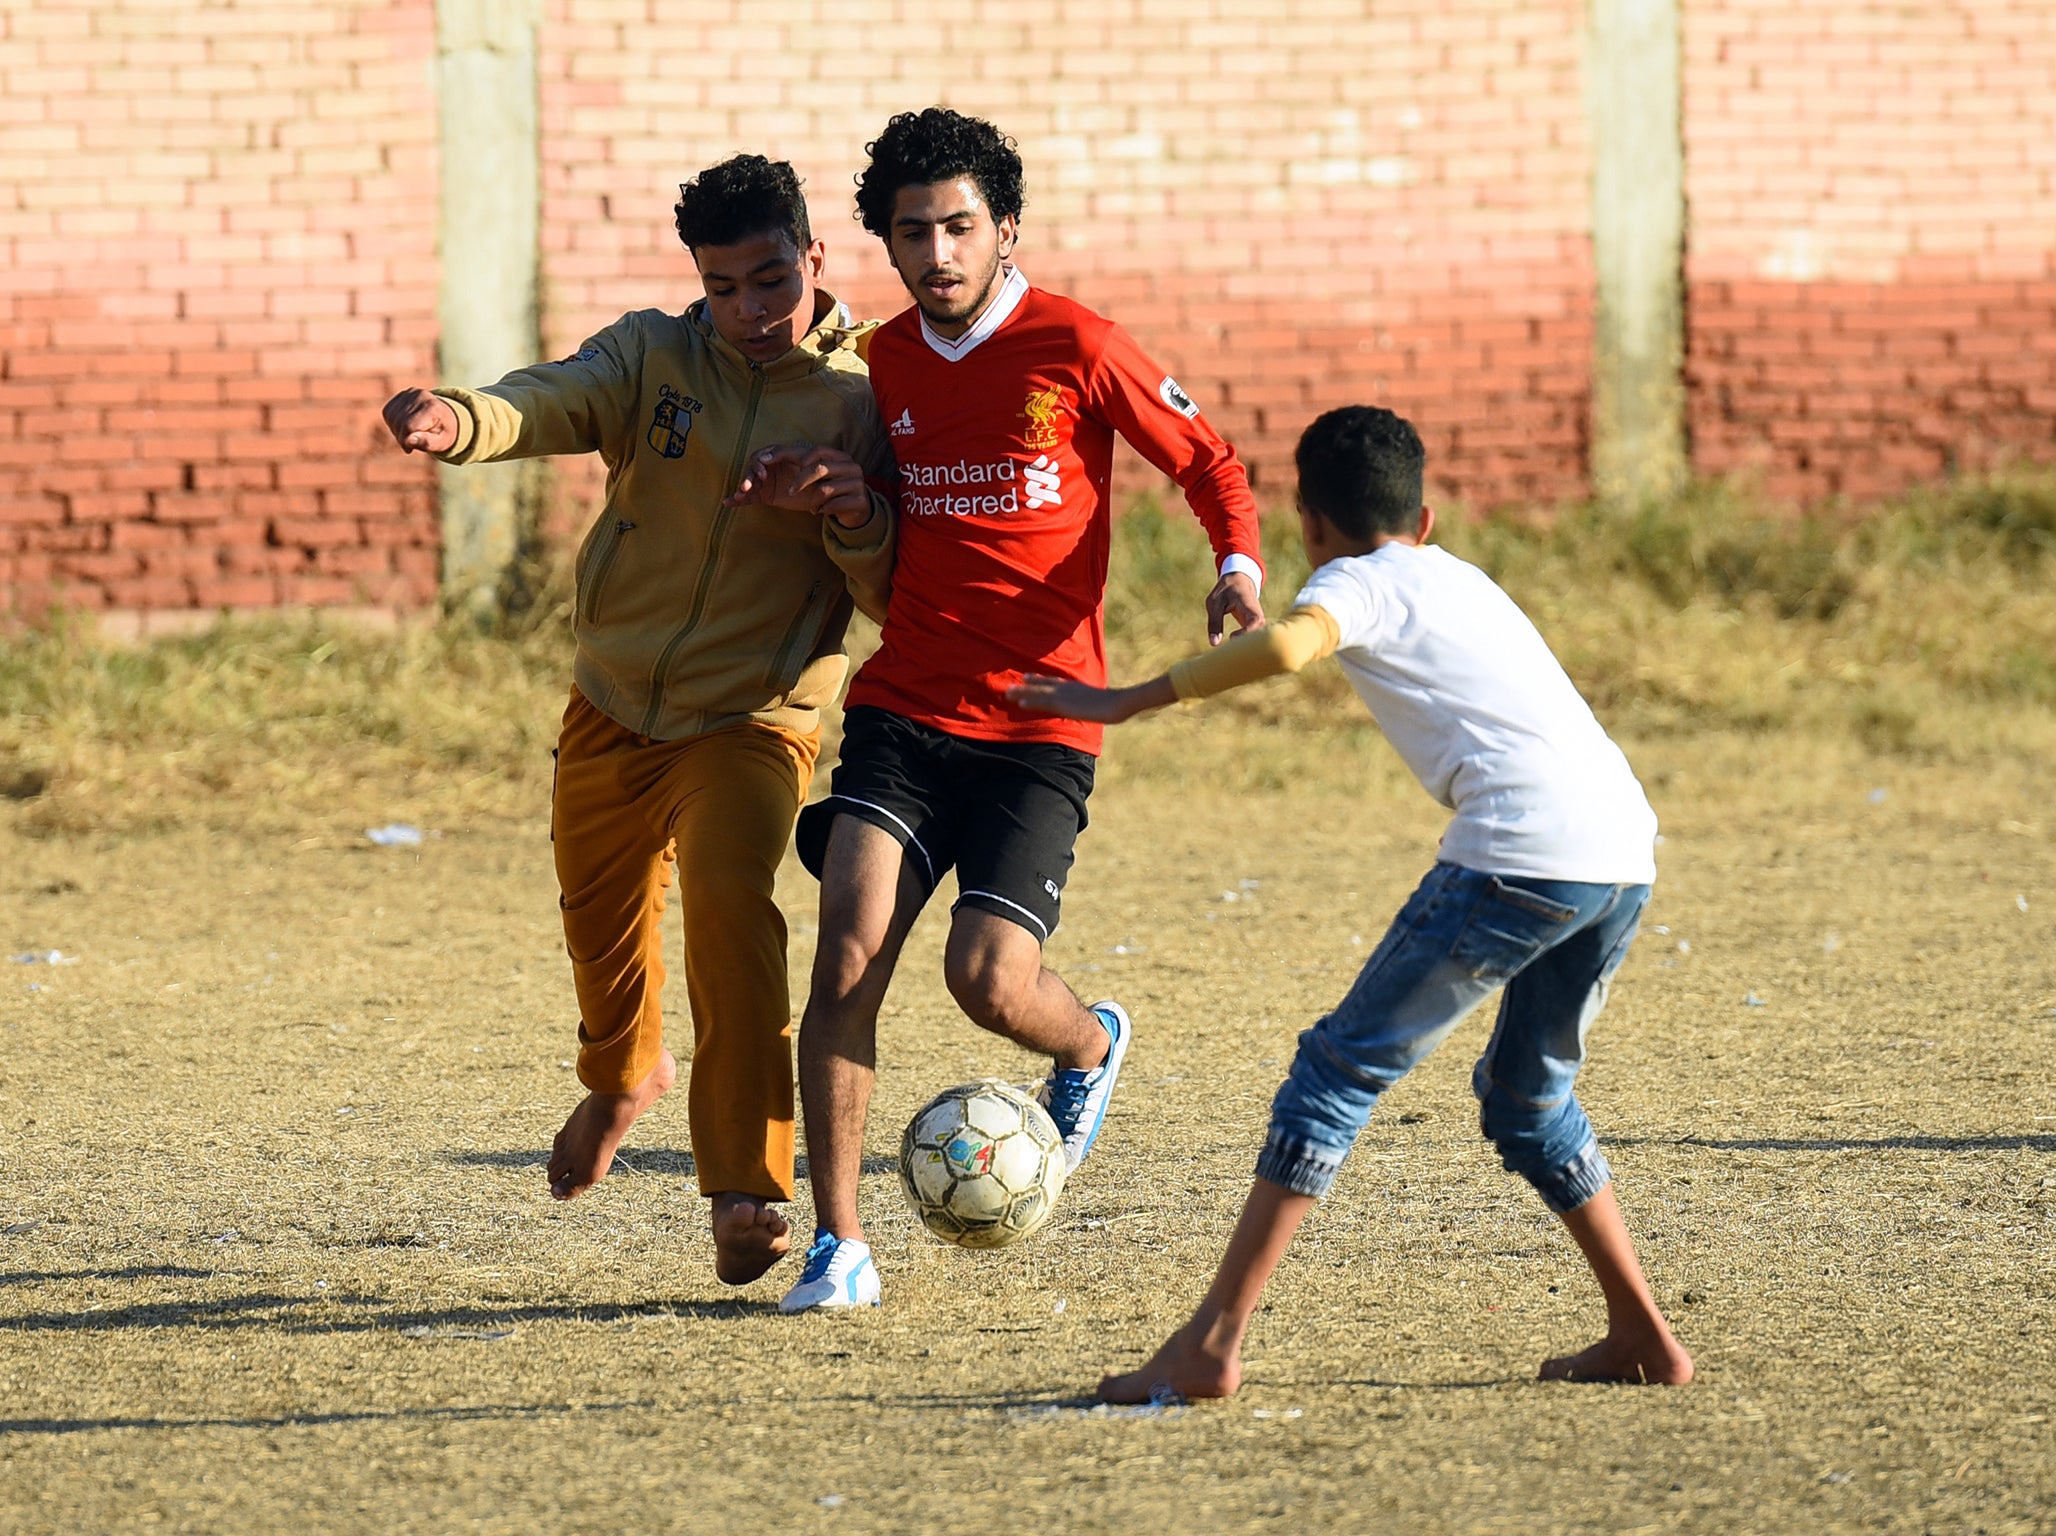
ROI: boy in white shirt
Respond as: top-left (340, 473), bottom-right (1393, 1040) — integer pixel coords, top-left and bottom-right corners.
top-left (1009, 405), bottom-right (1693, 1398)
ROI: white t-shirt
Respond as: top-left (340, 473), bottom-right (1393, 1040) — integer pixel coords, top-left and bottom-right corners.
top-left (1296, 543), bottom-right (1657, 884)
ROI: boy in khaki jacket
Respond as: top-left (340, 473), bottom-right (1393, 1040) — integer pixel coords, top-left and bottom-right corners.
top-left (382, 156), bottom-right (895, 1284)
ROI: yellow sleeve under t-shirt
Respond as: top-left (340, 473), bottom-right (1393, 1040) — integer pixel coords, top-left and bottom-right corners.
top-left (1166, 605), bottom-right (1340, 700)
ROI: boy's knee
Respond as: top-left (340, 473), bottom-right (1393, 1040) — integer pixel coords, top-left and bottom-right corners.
top-left (942, 911), bottom-right (1043, 1033)
top-left (808, 926), bottom-right (880, 1003)
top-left (675, 845), bottom-right (777, 918)
top-left (942, 951), bottom-right (1018, 1031)
top-left (560, 892), bottom-right (659, 975)
top-left (1475, 1076), bottom-right (1561, 1149)
top-left (1479, 1102), bottom-right (1533, 1150)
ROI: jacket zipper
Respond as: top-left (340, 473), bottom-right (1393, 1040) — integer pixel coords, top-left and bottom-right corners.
top-left (577, 518), bottom-right (635, 625)
top-left (763, 579), bottom-right (830, 692)
top-left (639, 364), bottom-right (766, 735)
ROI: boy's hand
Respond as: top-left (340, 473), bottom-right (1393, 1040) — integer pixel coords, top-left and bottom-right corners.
top-left (726, 444), bottom-right (875, 529)
top-left (1206, 571), bottom-right (1265, 646)
top-left (382, 388), bottom-right (459, 454)
top-left (1008, 674), bottom-right (1176, 724)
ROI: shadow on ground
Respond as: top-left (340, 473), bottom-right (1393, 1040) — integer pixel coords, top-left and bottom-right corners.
top-left (1607, 1133), bottom-right (2056, 1153)
top-left (0, 1402), bottom-right (650, 1439)
top-left (442, 1149), bottom-right (901, 1178)
top-left (0, 1291), bottom-right (782, 1336)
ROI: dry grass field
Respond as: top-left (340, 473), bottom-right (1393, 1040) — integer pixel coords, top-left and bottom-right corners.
top-left (2, 490), bottom-right (2053, 1533)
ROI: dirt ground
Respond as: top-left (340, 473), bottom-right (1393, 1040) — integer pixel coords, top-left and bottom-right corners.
top-left (2, 718), bottom-right (2052, 1535)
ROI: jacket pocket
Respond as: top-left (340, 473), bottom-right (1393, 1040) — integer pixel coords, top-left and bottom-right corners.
top-left (762, 579), bottom-right (835, 694)
top-left (1449, 877), bottom-right (1581, 983)
top-left (576, 518), bottom-right (635, 625)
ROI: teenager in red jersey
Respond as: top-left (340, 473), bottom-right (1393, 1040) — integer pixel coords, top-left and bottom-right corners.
top-left (738, 109), bottom-right (1266, 1311)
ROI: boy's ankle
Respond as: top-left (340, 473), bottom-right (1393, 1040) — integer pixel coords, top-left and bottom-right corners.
top-left (1189, 1305), bottom-right (1249, 1358)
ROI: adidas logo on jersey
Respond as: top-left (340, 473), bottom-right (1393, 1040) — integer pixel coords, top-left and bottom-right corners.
top-left (889, 408), bottom-right (916, 437)
top-left (1023, 455), bottom-right (1062, 510)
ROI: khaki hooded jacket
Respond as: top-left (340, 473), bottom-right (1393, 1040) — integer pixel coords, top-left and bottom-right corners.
top-left (433, 292), bottom-right (895, 741)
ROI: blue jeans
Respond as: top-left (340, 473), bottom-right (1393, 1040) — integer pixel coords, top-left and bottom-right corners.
top-left (1256, 862), bottom-right (1649, 1214)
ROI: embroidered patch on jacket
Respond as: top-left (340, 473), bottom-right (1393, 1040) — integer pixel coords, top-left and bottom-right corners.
top-left (647, 384), bottom-right (704, 459)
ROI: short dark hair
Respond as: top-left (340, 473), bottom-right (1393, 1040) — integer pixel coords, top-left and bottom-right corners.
top-left (1295, 406), bottom-right (1426, 540)
top-left (854, 108), bottom-right (1025, 239)
top-left (674, 154), bottom-right (811, 252)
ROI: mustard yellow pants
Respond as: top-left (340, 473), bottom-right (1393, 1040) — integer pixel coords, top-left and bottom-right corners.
top-left (552, 687), bottom-right (820, 1201)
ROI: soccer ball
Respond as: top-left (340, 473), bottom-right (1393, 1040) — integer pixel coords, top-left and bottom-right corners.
top-left (898, 1080), bottom-right (1068, 1249)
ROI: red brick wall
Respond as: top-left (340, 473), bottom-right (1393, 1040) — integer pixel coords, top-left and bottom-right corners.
top-left (0, 0), bottom-right (439, 625)
top-left (535, 0), bottom-right (1596, 539)
top-left (6, 0), bottom-right (2053, 621)
top-left (1683, 0), bottom-right (2056, 504)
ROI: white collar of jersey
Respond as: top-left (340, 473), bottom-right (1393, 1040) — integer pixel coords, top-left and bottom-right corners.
top-left (917, 264), bottom-right (1028, 363)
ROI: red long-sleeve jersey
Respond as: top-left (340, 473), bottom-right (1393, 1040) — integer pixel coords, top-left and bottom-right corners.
top-left (849, 274), bottom-right (1264, 754)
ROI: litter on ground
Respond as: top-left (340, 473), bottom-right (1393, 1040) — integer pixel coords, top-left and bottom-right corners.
top-left (401, 1325), bottom-right (515, 1341)
top-left (1007, 1387), bottom-right (1186, 1421)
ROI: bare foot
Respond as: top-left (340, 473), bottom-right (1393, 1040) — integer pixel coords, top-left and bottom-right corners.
top-left (1540, 1327), bottom-right (1694, 1385)
top-left (1097, 1317), bottom-right (1243, 1404)
top-left (710, 1193), bottom-right (792, 1285)
top-left (546, 1049), bottom-right (676, 1201)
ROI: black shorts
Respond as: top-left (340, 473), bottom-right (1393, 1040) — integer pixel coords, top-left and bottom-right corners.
top-left (795, 706), bottom-right (1096, 943)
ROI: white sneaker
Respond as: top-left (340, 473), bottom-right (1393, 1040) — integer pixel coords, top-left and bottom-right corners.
top-left (778, 1231), bottom-right (881, 1313)
top-left (1039, 1001), bottom-right (1132, 1172)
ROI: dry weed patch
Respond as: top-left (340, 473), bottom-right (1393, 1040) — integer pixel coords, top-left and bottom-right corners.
top-left (4, 477), bottom-right (2052, 832)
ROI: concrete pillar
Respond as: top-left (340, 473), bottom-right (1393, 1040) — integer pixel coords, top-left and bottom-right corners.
top-left (1586, 0), bottom-right (1687, 506)
top-left (434, 0), bottom-right (543, 619)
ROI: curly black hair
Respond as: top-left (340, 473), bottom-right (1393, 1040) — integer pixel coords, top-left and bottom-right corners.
top-left (674, 154), bottom-right (811, 252)
top-left (1295, 406), bottom-right (1426, 540)
top-left (854, 108), bottom-right (1025, 238)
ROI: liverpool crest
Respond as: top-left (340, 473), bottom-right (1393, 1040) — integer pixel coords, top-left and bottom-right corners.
top-left (1020, 383), bottom-right (1063, 453)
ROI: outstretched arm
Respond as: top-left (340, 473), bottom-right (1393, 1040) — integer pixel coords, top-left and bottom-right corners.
top-left (1008, 671), bottom-right (1179, 725)
top-left (386, 320), bottom-right (640, 466)
top-left (382, 388), bottom-right (461, 454)
top-left (1009, 605), bottom-right (1340, 723)
top-left (1084, 323), bottom-right (1268, 644)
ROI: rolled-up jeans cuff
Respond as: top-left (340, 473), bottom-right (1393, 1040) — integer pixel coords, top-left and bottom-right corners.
top-left (1532, 1139), bottom-right (1613, 1215)
top-left (1255, 1131), bottom-right (1346, 1199)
